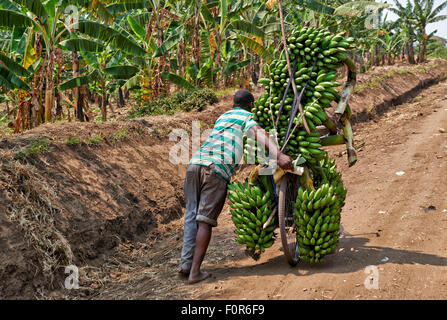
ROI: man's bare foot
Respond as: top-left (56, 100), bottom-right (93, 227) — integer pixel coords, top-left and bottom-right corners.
top-left (188, 271), bottom-right (211, 284)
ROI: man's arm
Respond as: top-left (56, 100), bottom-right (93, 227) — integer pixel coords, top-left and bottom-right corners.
top-left (248, 125), bottom-right (293, 171)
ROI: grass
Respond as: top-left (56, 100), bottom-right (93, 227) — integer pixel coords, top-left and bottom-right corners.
top-left (353, 63), bottom-right (436, 94)
top-left (151, 126), bottom-right (171, 137)
top-left (64, 136), bottom-right (81, 146)
top-left (353, 74), bottom-right (388, 94)
top-left (397, 68), bottom-right (412, 75)
top-left (86, 134), bottom-right (104, 146)
top-left (383, 71), bottom-right (395, 78)
top-left (14, 138), bottom-right (53, 160)
top-left (366, 103), bottom-right (375, 113)
top-left (215, 87), bottom-right (236, 99)
top-left (0, 112), bottom-right (13, 139)
top-left (110, 128), bottom-right (128, 143)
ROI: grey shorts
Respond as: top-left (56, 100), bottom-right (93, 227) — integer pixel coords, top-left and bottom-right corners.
top-left (184, 164), bottom-right (228, 227)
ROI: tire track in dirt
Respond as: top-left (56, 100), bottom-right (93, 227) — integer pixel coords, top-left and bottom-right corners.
top-left (183, 80), bottom-right (447, 300)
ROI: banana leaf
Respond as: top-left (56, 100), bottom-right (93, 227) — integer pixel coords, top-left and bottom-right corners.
top-left (199, 29), bottom-right (211, 60)
top-left (229, 20), bottom-right (265, 38)
top-left (0, 9), bottom-right (33, 28)
top-left (201, 3), bottom-right (216, 24)
top-left (103, 65), bottom-right (139, 79)
top-left (161, 72), bottom-right (196, 91)
top-left (334, 1), bottom-right (390, 17)
top-left (59, 70), bottom-right (99, 91)
top-left (153, 31), bottom-right (183, 58)
top-left (0, 52), bottom-right (30, 76)
top-left (0, 0), bottom-right (19, 11)
top-left (123, 74), bottom-right (142, 89)
top-left (14, 0), bottom-right (48, 21)
top-left (197, 57), bottom-right (214, 86)
top-left (295, 0), bottom-right (334, 15)
top-left (77, 20), bottom-right (146, 56)
top-left (238, 35), bottom-right (273, 62)
top-left (106, 1), bottom-right (150, 15)
top-left (127, 15), bottom-right (146, 41)
top-left (253, 3), bottom-right (268, 25)
top-left (220, 0), bottom-right (227, 34)
top-left (223, 59), bottom-right (250, 75)
top-left (60, 38), bottom-right (105, 53)
top-left (0, 64), bottom-right (30, 90)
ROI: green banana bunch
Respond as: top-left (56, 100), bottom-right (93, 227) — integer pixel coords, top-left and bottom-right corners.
top-left (251, 26), bottom-right (356, 166)
top-left (228, 177), bottom-right (277, 260)
top-left (243, 134), bottom-right (268, 165)
top-left (294, 154), bottom-right (347, 263)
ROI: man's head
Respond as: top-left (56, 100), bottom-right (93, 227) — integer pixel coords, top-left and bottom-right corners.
top-left (233, 89), bottom-right (255, 111)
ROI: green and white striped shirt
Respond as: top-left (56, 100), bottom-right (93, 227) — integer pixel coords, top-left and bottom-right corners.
top-left (190, 108), bottom-right (259, 181)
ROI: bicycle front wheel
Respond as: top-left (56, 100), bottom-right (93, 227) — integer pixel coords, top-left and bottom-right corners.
top-left (278, 173), bottom-right (300, 266)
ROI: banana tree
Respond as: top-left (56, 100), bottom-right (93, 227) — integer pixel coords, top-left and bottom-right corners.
top-left (390, 0), bottom-right (417, 64)
top-left (0, 32), bottom-right (32, 131)
top-left (412, 0), bottom-right (447, 63)
top-left (59, 36), bottom-right (139, 121)
top-left (0, 0), bottom-right (77, 123)
top-left (120, 7), bottom-right (173, 100)
top-left (377, 31), bottom-right (404, 65)
top-left (160, 0), bottom-right (277, 90)
top-left (0, 0), bottom-right (105, 127)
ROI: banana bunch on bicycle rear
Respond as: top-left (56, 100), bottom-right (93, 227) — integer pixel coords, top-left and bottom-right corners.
top-left (228, 178), bottom-right (276, 260)
top-left (294, 154), bottom-right (347, 263)
top-left (253, 25), bottom-right (355, 164)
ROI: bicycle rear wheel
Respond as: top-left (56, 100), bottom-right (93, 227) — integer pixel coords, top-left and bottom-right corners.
top-left (278, 173), bottom-right (300, 266)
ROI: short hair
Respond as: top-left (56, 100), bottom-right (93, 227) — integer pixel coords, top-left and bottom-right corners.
top-left (233, 89), bottom-right (254, 109)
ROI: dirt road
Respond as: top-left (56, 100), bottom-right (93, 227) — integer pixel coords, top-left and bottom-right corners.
top-left (170, 79), bottom-right (447, 300)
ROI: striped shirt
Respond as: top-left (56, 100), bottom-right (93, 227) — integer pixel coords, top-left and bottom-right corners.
top-left (190, 108), bottom-right (259, 181)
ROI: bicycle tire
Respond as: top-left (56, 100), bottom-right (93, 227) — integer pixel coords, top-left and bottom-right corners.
top-left (278, 173), bottom-right (300, 266)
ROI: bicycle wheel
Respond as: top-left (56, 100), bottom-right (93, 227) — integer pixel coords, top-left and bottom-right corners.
top-left (278, 173), bottom-right (300, 266)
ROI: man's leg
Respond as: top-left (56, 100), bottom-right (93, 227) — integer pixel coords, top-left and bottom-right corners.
top-left (188, 165), bottom-right (228, 284)
top-left (188, 222), bottom-right (213, 284)
top-left (179, 165), bottom-right (201, 274)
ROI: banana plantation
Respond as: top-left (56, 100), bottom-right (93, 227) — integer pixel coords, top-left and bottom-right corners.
top-left (0, 0), bottom-right (446, 134)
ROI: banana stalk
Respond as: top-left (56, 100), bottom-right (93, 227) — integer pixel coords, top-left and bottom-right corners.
top-left (276, 64), bottom-right (295, 129)
top-left (263, 206), bottom-right (278, 229)
top-left (322, 118), bottom-right (338, 135)
top-left (248, 165), bottom-right (261, 184)
top-left (320, 134), bottom-right (345, 146)
top-left (341, 105), bottom-right (356, 167)
top-left (277, 0), bottom-right (310, 134)
top-left (342, 119), bottom-right (356, 167)
top-left (335, 56), bottom-right (356, 117)
top-left (300, 166), bottom-right (315, 191)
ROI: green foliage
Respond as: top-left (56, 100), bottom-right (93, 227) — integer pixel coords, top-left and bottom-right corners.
top-left (86, 134), bottom-right (104, 146)
top-left (128, 88), bottom-right (219, 118)
top-left (14, 138), bottom-right (53, 160)
top-left (427, 37), bottom-right (447, 59)
top-left (0, 112), bottom-right (12, 138)
top-left (110, 128), bottom-right (128, 143)
top-left (64, 136), bottom-right (81, 145)
top-left (2, 0), bottom-right (443, 136)
top-left (182, 88), bottom-right (219, 112)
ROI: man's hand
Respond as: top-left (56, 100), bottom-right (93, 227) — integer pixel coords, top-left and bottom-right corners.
top-left (249, 125), bottom-right (295, 171)
top-left (277, 152), bottom-right (293, 171)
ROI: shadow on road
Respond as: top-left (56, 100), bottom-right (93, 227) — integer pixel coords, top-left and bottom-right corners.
top-left (204, 235), bottom-right (447, 281)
